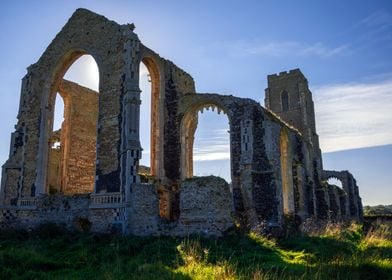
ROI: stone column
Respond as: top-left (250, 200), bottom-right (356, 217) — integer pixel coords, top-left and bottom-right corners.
top-left (121, 26), bottom-right (143, 205)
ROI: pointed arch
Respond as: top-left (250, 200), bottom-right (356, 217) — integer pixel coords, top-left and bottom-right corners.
top-left (46, 54), bottom-right (100, 195)
top-left (139, 55), bottom-right (162, 177)
top-left (180, 101), bottom-right (230, 181)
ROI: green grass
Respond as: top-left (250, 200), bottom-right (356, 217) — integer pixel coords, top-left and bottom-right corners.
top-left (0, 222), bottom-right (391, 280)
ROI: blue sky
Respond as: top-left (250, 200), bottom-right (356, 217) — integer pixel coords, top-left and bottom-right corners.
top-left (0, 1), bottom-right (391, 205)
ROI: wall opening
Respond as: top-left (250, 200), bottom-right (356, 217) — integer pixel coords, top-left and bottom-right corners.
top-left (53, 94), bottom-right (64, 132)
top-left (326, 177), bottom-right (347, 217)
top-left (280, 128), bottom-right (295, 214)
top-left (139, 62), bottom-right (152, 177)
top-left (181, 104), bottom-right (231, 183)
top-left (47, 93), bottom-right (64, 193)
top-left (138, 57), bottom-right (160, 179)
top-left (46, 54), bottom-right (99, 195)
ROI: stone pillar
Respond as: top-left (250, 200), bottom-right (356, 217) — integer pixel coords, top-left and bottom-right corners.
top-left (121, 26), bottom-right (143, 207)
top-left (296, 164), bottom-right (309, 219)
top-left (239, 118), bottom-right (259, 226)
top-left (349, 176), bottom-right (359, 219)
top-left (125, 91), bottom-right (142, 186)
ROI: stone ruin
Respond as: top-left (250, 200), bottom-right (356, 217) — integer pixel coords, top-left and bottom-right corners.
top-left (0, 9), bottom-right (363, 236)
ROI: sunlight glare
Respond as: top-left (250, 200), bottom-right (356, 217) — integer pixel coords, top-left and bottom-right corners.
top-left (63, 55), bottom-right (99, 91)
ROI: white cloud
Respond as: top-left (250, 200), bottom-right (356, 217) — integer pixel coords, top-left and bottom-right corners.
top-left (235, 41), bottom-right (348, 58)
top-left (194, 151), bottom-right (230, 161)
top-left (314, 78), bottom-right (392, 152)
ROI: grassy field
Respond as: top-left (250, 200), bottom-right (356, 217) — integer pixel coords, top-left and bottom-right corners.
top-left (0, 222), bottom-right (391, 280)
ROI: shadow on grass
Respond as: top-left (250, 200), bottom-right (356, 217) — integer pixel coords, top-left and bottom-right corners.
top-left (279, 235), bottom-right (356, 260)
top-left (362, 243), bottom-right (392, 259)
top-left (0, 227), bottom-right (391, 279)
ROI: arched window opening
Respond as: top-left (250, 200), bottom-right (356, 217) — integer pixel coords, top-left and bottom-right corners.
top-left (51, 93), bottom-right (64, 149)
top-left (281, 90), bottom-right (289, 112)
top-left (47, 54), bottom-right (99, 195)
top-left (327, 177), bottom-right (343, 189)
top-left (183, 105), bottom-right (231, 183)
top-left (138, 57), bottom-right (160, 180)
top-left (139, 62), bottom-right (151, 178)
top-left (280, 128), bottom-right (295, 214)
top-left (47, 93), bottom-right (64, 194)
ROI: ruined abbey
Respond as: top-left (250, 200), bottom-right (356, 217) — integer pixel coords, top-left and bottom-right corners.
top-left (0, 9), bottom-right (363, 236)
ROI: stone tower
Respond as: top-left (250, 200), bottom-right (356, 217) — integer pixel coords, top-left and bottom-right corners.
top-left (264, 69), bottom-right (322, 170)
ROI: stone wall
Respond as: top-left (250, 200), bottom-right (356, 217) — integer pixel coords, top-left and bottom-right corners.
top-left (47, 141), bottom-right (61, 194)
top-left (1, 168), bottom-right (20, 205)
top-left (57, 80), bottom-right (99, 194)
top-left (174, 176), bottom-right (234, 236)
top-left (126, 176), bottom-right (234, 236)
top-left (0, 195), bottom-right (121, 234)
top-left (128, 183), bottom-right (160, 235)
top-left (1, 176), bottom-right (235, 237)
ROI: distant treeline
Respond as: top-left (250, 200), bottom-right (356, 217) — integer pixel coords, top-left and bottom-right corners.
top-left (364, 204), bottom-right (392, 216)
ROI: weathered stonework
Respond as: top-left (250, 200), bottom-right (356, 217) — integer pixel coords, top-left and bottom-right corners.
top-left (0, 9), bottom-right (363, 236)
top-left (47, 80), bottom-right (99, 195)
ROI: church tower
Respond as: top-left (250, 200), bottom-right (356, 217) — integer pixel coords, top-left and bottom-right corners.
top-left (264, 69), bottom-right (322, 169)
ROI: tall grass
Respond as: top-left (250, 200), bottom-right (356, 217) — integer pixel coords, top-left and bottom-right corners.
top-left (0, 221), bottom-right (391, 279)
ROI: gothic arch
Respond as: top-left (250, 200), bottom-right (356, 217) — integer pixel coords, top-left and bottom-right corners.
top-left (44, 52), bottom-right (102, 196)
top-left (138, 48), bottom-right (164, 178)
top-left (180, 100), bottom-right (231, 180)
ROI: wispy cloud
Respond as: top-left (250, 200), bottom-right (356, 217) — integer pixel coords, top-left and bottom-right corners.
top-left (233, 41), bottom-right (348, 58)
top-left (314, 77), bottom-right (392, 152)
top-left (194, 128), bottom-right (230, 161)
top-left (194, 151), bottom-right (230, 161)
top-left (353, 10), bottom-right (392, 46)
top-left (360, 10), bottom-right (392, 30)
top-left (190, 76), bottom-right (392, 156)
